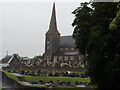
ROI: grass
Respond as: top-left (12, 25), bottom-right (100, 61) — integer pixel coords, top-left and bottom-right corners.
top-left (4, 71), bottom-right (18, 81)
top-left (3, 71), bottom-right (90, 83)
top-left (3, 71), bottom-right (24, 86)
top-left (3, 71), bottom-right (92, 88)
top-left (24, 75), bottom-right (90, 83)
top-left (4, 69), bottom-right (85, 74)
top-left (3, 71), bottom-right (90, 84)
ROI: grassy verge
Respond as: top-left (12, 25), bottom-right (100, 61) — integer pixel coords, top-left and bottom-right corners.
top-left (3, 71), bottom-right (24, 86)
top-left (4, 71), bottom-right (90, 83)
top-left (4, 71), bottom-right (17, 80)
top-left (3, 71), bottom-right (92, 89)
top-left (24, 75), bottom-right (90, 83)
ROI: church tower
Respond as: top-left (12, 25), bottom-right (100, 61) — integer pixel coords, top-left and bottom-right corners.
top-left (44, 2), bottom-right (60, 62)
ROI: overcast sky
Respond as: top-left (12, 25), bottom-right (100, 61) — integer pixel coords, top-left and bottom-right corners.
top-left (0, 0), bottom-right (90, 59)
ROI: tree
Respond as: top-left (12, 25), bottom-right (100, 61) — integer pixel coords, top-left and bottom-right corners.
top-left (33, 55), bottom-right (42, 60)
top-left (72, 2), bottom-right (93, 55)
top-left (107, 2), bottom-right (120, 89)
top-left (72, 2), bottom-right (119, 89)
top-left (109, 2), bottom-right (120, 30)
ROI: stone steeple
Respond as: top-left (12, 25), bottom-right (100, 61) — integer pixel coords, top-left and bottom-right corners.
top-left (46, 2), bottom-right (60, 35)
top-left (44, 2), bottom-right (60, 62)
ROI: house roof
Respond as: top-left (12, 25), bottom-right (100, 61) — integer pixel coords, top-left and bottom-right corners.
top-left (1, 54), bottom-right (20, 64)
top-left (60, 36), bottom-right (75, 47)
top-left (1, 55), bottom-right (12, 63)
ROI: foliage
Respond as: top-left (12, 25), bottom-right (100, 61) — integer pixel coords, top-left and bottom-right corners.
top-left (72, 2), bottom-right (119, 89)
top-left (72, 2), bottom-right (93, 55)
top-left (109, 2), bottom-right (120, 30)
top-left (33, 55), bottom-right (42, 60)
top-left (107, 1), bottom-right (120, 89)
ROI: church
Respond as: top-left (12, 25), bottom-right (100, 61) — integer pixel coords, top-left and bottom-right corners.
top-left (42, 3), bottom-right (83, 66)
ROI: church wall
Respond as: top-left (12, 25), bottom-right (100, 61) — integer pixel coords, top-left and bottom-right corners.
top-left (43, 3), bottom-right (83, 65)
top-left (44, 33), bottom-right (60, 61)
top-left (59, 47), bottom-right (76, 52)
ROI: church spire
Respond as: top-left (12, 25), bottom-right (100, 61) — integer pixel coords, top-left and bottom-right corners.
top-left (49, 2), bottom-right (57, 30)
top-left (46, 2), bottom-right (60, 35)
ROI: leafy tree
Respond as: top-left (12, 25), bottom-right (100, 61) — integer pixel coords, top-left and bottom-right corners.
top-left (72, 2), bottom-right (119, 89)
top-left (72, 2), bottom-right (93, 55)
top-left (107, 2), bottom-right (120, 89)
top-left (110, 2), bottom-right (120, 30)
top-left (33, 55), bottom-right (42, 60)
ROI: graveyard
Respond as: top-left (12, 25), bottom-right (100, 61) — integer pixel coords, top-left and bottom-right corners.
top-left (2, 69), bottom-right (93, 88)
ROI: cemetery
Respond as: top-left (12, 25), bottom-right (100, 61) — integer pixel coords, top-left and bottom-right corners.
top-left (2, 70), bottom-right (93, 88)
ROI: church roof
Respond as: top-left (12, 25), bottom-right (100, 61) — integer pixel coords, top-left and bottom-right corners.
top-left (60, 36), bottom-right (75, 47)
top-left (46, 2), bottom-right (60, 35)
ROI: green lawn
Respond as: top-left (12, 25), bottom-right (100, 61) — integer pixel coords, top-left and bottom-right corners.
top-left (24, 75), bottom-right (90, 83)
top-left (4, 71), bottom-right (18, 81)
top-left (4, 71), bottom-right (90, 83)
top-left (3, 71), bottom-right (91, 88)
top-left (3, 71), bottom-right (24, 86)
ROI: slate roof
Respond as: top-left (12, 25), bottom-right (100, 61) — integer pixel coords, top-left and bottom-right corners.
top-left (1, 54), bottom-right (20, 64)
top-left (1, 55), bottom-right (13, 63)
top-left (60, 36), bottom-right (75, 47)
top-left (53, 36), bottom-right (77, 56)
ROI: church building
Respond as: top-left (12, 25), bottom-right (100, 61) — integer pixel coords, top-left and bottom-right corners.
top-left (43, 3), bottom-right (83, 66)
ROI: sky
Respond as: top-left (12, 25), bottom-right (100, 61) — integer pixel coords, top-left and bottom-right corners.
top-left (0, 0), bottom-right (90, 59)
